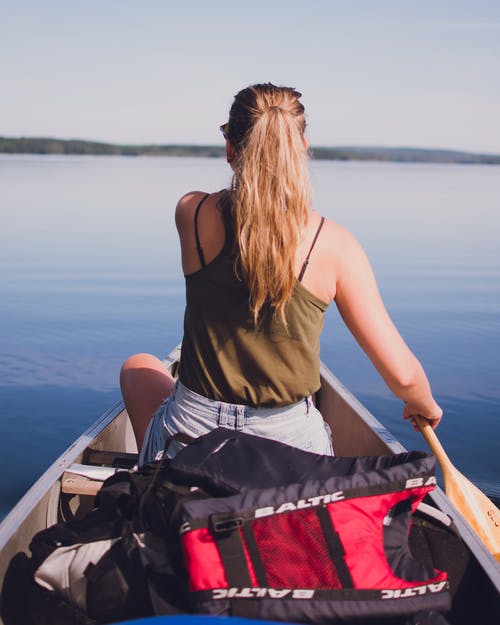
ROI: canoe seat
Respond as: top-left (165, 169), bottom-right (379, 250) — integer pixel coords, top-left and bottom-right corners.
top-left (61, 463), bottom-right (119, 496)
top-left (83, 449), bottom-right (138, 469)
top-left (61, 451), bottom-right (138, 497)
top-left (62, 474), bottom-right (104, 497)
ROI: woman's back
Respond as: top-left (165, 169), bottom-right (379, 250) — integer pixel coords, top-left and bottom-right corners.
top-left (176, 191), bottom-right (329, 406)
top-left (175, 190), bottom-right (337, 305)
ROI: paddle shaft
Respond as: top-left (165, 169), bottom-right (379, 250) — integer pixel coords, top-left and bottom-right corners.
top-left (414, 416), bottom-right (453, 478)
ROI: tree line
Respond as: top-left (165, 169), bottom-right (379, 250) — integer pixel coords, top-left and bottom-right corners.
top-left (1, 137), bottom-right (499, 164)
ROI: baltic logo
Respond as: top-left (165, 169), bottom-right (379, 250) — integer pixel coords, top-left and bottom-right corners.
top-left (381, 581), bottom-right (448, 599)
top-left (404, 476), bottom-right (437, 489)
top-left (212, 588), bottom-right (316, 600)
top-left (254, 491), bottom-right (344, 518)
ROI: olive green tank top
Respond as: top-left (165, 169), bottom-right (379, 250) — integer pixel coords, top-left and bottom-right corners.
top-left (178, 196), bottom-right (328, 407)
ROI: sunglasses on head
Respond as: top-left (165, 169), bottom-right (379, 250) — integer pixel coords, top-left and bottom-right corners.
top-left (220, 122), bottom-right (229, 140)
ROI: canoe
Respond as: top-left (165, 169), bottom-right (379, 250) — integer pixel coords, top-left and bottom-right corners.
top-left (0, 344), bottom-right (498, 624)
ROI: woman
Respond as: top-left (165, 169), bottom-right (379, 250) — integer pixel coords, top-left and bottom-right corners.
top-left (121, 83), bottom-right (442, 464)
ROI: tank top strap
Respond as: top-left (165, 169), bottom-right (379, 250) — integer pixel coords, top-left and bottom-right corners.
top-left (194, 193), bottom-right (210, 266)
top-left (298, 216), bottom-right (325, 282)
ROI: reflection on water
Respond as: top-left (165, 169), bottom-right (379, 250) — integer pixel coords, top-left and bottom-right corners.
top-left (1, 155), bottom-right (499, 518)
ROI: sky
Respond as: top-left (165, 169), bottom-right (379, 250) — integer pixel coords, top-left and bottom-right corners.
top-left (1, 0), bottom-right (500, 153)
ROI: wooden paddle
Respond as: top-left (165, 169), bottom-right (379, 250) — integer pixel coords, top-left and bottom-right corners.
top-left (414, 415), bottom-right (500, 563)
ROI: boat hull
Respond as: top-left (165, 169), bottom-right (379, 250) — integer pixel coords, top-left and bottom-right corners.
top-left (0, 345), bottom-right (498, 623)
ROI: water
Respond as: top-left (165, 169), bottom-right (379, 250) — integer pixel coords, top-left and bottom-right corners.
top-left (1, 155), bottom-right (499, 520)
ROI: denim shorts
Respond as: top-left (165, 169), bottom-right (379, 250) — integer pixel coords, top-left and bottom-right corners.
top-left (138, 380), bottom-right (334, 465)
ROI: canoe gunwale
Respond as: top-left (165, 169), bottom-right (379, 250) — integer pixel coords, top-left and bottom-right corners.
top-left (0, 346), bottom-right (184, 553)
top-left (0, 398), bottom-right (124, 551)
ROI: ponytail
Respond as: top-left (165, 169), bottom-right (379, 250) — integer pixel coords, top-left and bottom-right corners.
top-left (227, 84), bottom-right (312, 324)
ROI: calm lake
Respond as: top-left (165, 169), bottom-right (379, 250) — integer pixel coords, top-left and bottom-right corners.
top-left (1, 155), bottom-right (499, 520)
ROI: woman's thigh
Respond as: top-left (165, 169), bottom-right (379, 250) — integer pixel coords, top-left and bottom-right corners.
top-left (120, 353), bottom-right (175, 449)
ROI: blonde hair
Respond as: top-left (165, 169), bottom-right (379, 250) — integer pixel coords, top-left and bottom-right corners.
top-left (226, 83), bottom-right (312, 324)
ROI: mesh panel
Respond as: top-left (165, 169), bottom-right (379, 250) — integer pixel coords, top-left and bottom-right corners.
top-left (251, 508), bottom-right (343, 589)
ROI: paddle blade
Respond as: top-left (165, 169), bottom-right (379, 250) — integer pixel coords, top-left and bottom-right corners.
top-left (415, 416), bottom-right (500, 562)
top-left (443, 464), bottom-right (500, 563)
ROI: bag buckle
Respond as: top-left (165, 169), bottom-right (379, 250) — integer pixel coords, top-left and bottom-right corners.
top-left (210, 513), bottom-right (244, 533)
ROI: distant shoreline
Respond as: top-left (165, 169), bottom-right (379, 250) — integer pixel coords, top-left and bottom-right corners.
top-left (1, 137), bottom-right (499, 164)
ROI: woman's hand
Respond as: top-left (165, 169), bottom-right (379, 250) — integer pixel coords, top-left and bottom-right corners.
top-left (403, 401), bottom-right (443, 431)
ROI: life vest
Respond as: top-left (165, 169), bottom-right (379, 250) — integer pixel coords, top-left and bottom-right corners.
top-left (1, 429), bottom-right (453, 625)
top-left (174, 431), bottom-right (449, 622)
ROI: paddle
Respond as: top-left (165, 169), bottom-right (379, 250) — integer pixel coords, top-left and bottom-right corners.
top-left (414, 415), bottom-right (500, 563)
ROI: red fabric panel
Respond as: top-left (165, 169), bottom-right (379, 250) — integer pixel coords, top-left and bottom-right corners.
top-left (326, 486), bottom-right (446, 589)
top-left (251, 508), bottom-right (343, 589)
top-left (181, 528), bottom-right (228, 591)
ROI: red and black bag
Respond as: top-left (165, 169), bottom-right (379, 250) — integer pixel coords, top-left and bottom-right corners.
top-left (173, 432), bottom-right (450, 622)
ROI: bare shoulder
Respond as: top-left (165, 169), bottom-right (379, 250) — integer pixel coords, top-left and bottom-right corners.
top-left (322, 217), bottom-right (350, 239)
top-left (298, 213), bottom-right (362, 303)
top-left (320, 217), bottom-right (371, 292)
top-left (321, 216), bottom-right (361, 257)
top-left (175, 191), bottom-right (209, 231)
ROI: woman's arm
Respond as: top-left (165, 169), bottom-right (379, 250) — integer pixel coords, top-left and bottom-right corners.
top-left (333, 226), bottom-right (442, 429)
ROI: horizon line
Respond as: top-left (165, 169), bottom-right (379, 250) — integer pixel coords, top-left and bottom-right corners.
top-left (1, 135), bottom-right (499, 157)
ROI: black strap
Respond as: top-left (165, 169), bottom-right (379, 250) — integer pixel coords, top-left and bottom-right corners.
top-left (298, 215), bottom-right (325, 282)
top-left (316, 505), bottom-right (354, 588)
top-left (194, 193), bottom-right (210, 267)
top-left (211, 523), bottom-right (253, 586)
top-left (241, 524), bottom-right (269, 586)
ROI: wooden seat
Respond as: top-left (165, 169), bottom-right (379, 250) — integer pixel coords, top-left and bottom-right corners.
top-left (61, 473), bottom-right (104, 497)
top-left (61, 450), bottom-right (139, 497)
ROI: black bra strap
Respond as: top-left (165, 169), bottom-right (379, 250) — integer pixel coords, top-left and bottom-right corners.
top-left (298, 216), bottom-right (325, 282)
top-left (194, 193), bottom-right (210, 267)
